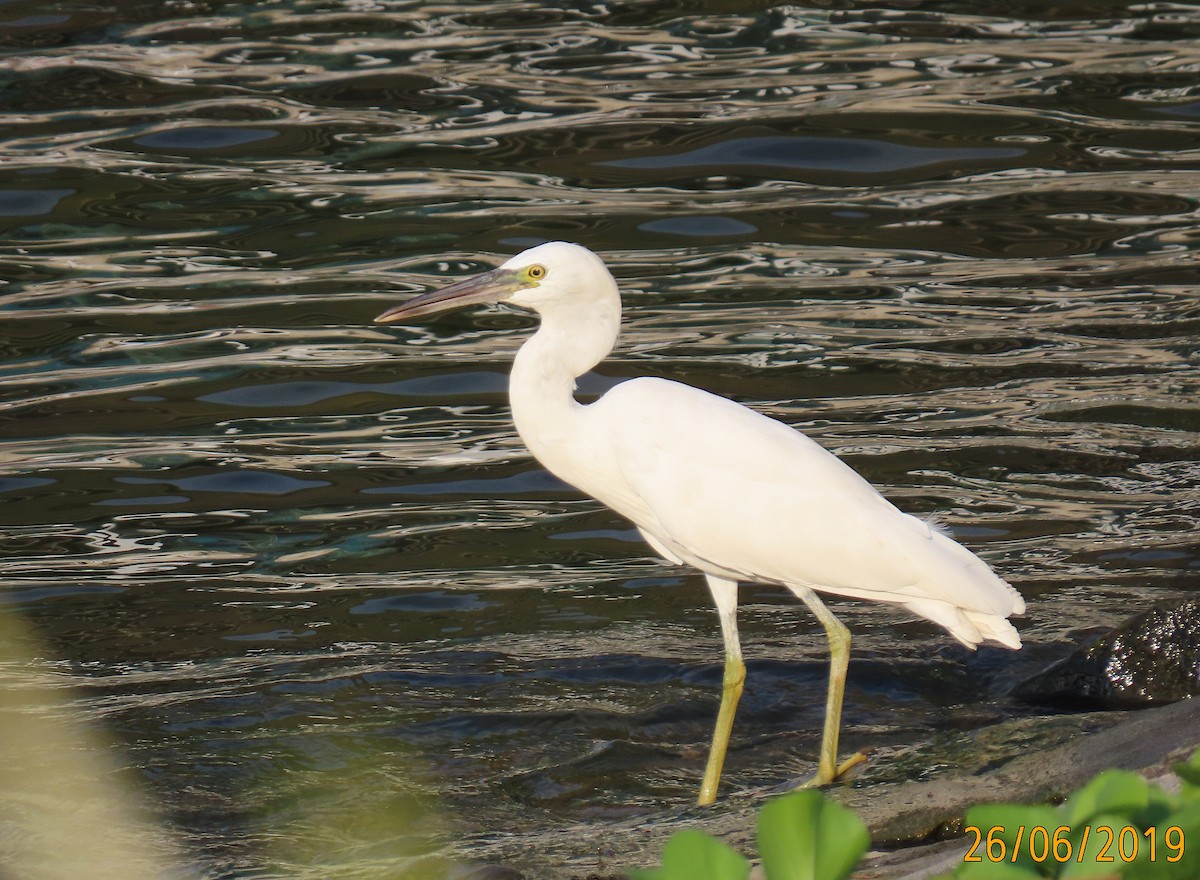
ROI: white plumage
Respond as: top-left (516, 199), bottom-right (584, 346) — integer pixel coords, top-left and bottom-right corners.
top-left (587, 377), bottom-right (1020, 645)
top-left (377, 240), bottom-right (1024, 804)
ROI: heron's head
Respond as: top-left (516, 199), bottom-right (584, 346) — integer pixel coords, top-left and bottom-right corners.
top-left (375, 241), bottom-right (617, 325)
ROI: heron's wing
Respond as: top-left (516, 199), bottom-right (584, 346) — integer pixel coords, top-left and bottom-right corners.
top-left (595, 377), bottom-right (1018, 619)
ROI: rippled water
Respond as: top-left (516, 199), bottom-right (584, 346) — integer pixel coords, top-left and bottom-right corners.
top-left (2, 1), bottom-right (1199, 876)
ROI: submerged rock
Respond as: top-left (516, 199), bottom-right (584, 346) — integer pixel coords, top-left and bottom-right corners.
top-left (1015, 598), bottom-right (1200, 708)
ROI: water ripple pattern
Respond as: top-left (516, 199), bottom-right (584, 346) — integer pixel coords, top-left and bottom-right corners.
top-left (1, 1), bottom-right (1198, 876)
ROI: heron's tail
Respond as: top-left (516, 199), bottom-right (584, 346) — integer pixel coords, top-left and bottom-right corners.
top-left (904, 598), bottom-right (1023, 650)
top-left (962, 609), bottom-right (1022, 649)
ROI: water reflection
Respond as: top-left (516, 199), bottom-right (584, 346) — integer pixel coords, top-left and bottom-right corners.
top-left (0, 188), bottom-right (75, 216)
top-left (638, 215), bottom-right (759, 237)
top-left (601, 135), bottom-right (1026, 174)
top-left (134, 127), bottom-right (281, 151)
top-left (1, 0), bottom-right (1199, 876)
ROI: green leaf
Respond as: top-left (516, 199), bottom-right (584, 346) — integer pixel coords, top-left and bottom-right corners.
top-left (1118, 801), bottom-right (1200, 880)
top-left (1173, 747), bottom-right (1200, 800)
top-left (634, 829), bottom-right (750, 880)
top-left (756, 789), bottom-right (869, 880)
top-left (1060, 771), bottom-right (1151, 828)
top-left (1058, 812), bottom-right (1135, 879)
top-left (961, 803), bottom-right (1059, 875)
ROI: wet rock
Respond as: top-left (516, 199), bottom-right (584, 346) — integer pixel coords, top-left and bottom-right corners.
top-left (1014, 598), bottom-right (1200, 708)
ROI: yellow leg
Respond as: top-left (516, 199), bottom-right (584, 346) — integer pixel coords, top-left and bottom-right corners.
top-left (795, 586), bottom-right (852, 785)
top-left (698, 576), bottom-right (743, 806)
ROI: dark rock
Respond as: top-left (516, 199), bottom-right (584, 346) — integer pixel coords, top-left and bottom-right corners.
top-left (1014, 598), bottom-right (1200, 708)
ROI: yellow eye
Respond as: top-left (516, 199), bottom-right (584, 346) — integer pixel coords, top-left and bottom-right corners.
top-left (526, 264), bottom-right (546, 280)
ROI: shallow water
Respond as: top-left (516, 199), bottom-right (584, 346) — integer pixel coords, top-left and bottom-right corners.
top-left (1, 1), bottom-right (1199, 876)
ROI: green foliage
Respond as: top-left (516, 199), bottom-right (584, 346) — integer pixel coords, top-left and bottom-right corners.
top-left (757, 790), bottom-right (870, 880)
top-left (632, 789), bottom-right (868, 880)
top-left (949, 760), bottom-right (1200, 879)
top-left (1175, 748), bottom-right (1200, 797)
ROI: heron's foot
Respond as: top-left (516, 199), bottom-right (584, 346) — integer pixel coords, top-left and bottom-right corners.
top-left (831, 750), bottom-right (869, 780)
top-left (771, 751), bottom-right (869, 794)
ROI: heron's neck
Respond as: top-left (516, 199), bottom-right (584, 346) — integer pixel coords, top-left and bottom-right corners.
top-left (509, 299), bottom-right (619, 451)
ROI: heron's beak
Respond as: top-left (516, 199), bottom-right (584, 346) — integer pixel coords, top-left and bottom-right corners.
top-left (375, 267), bottom-right (523, 323)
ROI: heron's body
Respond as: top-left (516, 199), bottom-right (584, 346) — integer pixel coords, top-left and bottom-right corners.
top-left (377, 241), bottom-right (1024, 804)
top-left (520, 373), bottom-right (1019, 647)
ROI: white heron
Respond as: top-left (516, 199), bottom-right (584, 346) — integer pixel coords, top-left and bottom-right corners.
top-left (376, 241), bottom-right (1024, 805)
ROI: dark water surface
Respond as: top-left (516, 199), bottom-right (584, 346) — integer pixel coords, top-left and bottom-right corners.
top-left (2, 1), bottom-right (1199, 876)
